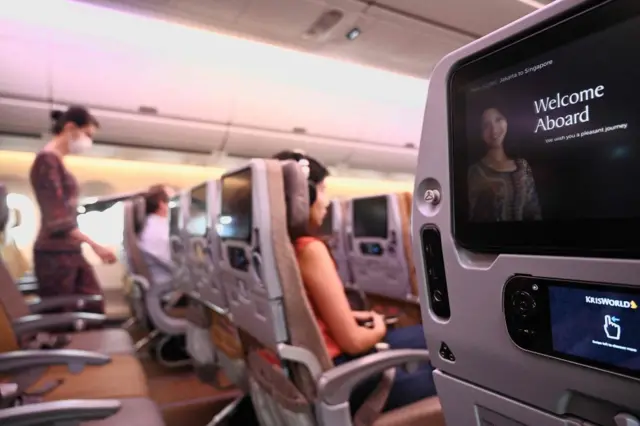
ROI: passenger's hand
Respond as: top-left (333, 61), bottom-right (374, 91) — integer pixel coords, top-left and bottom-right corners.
top-left (370, 311), bottom-right (387, 337)
top-left (93, 245), bottom-right (117, 264)
top-left (352, 311), bottom-right (374, 321)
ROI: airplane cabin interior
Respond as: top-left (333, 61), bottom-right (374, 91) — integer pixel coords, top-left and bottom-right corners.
top-left (1, 0), bottom-right (638, 425)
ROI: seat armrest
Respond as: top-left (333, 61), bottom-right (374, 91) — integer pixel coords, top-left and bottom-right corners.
top-left (12, 312), bottom-right (106, 336)
top-left (0, 349), bottom-right (110, 374)
top-left (27, 295), bottom-right (103, 314)
top-left (317, 349), bottom-right (430, 406)
top-left (0, 399), bottom-right (121, 425)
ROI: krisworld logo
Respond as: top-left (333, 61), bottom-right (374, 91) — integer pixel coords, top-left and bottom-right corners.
top-left (585, 296), bottom-right (637, 309)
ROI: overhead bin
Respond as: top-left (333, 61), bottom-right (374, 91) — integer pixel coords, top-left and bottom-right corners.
top-left (0, 38), bottom-right (51, 100)
top-left (374, 0), bottom-right (537, 36)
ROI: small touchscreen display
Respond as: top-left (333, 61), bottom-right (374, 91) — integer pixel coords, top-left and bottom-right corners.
top-left (549, 285), bottom-right (640, 374)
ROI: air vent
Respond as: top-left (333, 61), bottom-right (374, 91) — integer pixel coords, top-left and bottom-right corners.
top-left (138, 105), bottom-right (158, 115)
top-left (304, 9), bottom-right (344, 39)
top-left (404, 142), bottom-right (416, 148)
top-left (293, 127), bottom-right (307, 134)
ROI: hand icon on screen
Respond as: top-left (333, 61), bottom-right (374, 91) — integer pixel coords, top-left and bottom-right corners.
top-left (604, 315), bottom-right (621, 340)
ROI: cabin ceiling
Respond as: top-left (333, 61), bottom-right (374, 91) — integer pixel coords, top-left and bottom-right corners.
top-left (73, 0), bottom-right (544, 78)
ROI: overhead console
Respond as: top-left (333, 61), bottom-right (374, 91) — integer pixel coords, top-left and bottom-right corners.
top-left (412, 0), bottom-right (640, 425)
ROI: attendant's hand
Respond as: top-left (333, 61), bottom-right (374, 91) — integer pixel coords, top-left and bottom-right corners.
top-left (93, 244), bottom-right (117, 264)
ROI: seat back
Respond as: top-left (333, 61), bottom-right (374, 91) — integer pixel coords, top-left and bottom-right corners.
top-left (346, 193), bottom-right (415, 302)
top-left (188, 180), bottom-right (226, 310)
top-left (218, 160), bottom-right (332, 426)
top-left (169, 191), bottom-right (191, 294)
top-left (0, 188), bottom-right (31, 321)
top-left (0, 184), bottom-right (8, 232)
top-left (321, 200), bottom-right (351, 286)
top-left (123, 197), bottom-right (187, 337)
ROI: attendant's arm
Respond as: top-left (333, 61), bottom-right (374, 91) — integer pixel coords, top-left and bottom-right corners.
top-left (298, 240), bottom-right (385, 355)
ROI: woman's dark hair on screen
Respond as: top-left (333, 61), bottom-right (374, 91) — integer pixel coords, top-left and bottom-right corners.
top-left (50, 106), bottom-right (100, 135)
top-left (472, 97), bottom-right (519, 160)
top-left (272, 150), bottom-right (330, 184)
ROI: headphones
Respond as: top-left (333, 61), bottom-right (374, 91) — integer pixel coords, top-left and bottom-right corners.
top-left (292, 152), bottom-right (317, 206)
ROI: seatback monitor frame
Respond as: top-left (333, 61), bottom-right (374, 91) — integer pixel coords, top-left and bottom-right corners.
top-left (411, 0), bottom-right (640, 425)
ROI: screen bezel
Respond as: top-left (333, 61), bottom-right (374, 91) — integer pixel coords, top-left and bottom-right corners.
top-left (449, 0), bottom-right (640, 258)
top-left (352, 195), bottom-right (389, 239)
top-left (219, 168), bottom-right (253, 243)
top-left (507, 275), bottom-right (640, 381)
top-left (186, 184), bottom-right (208, 238)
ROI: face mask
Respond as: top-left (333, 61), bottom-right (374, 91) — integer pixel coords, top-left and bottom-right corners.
top-left (69, 134), bottom-right (93, 154)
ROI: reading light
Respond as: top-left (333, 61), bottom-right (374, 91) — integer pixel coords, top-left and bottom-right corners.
top-left (346, 28), bottom-right (361, 41)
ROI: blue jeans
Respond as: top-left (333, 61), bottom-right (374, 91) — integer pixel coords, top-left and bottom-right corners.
top-left (333, 325), bottom-right (437, 413)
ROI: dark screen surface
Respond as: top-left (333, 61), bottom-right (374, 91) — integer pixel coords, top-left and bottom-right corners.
top-left (219, 168), bottom-right (252, 242)
top-left (169, 196), bottom-right (181, 236)
top-left (549, 285), bottom-right (640, 375)
top-left (187, 184), bottom-right (207, 237)
top-left (449, 0), bottom-right (640, 256)
top-left (353, 196), bottom-right (388, 239)
top-left (319, 203), bottom-right (334, 236)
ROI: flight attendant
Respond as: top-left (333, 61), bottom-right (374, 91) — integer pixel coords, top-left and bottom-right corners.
top-left (29, 106), bottom-right (116, 314)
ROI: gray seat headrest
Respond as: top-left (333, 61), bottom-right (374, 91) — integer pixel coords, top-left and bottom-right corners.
top-left (280, 161), bottom-right (310, 241)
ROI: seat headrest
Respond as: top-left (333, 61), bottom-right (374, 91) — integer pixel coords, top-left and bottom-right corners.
top-left (280, 160), bottom-right (310, 240)
top-left (8, 209), bottom-right (21, 228)
top-left (132, 196), bottom-right (147, 234)
top-left (0, 184), bottom-right (8, 231)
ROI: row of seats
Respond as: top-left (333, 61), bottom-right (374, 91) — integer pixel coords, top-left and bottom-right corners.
top-left (164, 160), bottom-right (444, 426)
top-left (322, 194), bottom-right (419, 301)
top-left (0, 184), bottom-right (166, 425)
top-left (120, 196), bottom-right (190, 367)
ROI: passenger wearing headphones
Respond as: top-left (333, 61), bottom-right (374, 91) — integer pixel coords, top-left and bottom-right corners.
top-left (29, 106), bottom-right (116, 314)
top-left (272, 151), bottom-right (437, 413)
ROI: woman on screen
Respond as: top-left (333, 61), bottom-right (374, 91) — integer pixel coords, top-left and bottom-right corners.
top-left (468, 106), bottom-right (542, 222)
top-left (273, 150), bottom-right (437, 413)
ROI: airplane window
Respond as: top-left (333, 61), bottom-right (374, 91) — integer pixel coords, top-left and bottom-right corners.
top-left (77, 201), bottom-right (124, 249)
top-left (6, 193), bottom-right (37, 248)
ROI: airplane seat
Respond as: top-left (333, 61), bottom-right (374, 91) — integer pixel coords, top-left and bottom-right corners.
top-left (122, 197), bottom-right (189, 367)
top-left (320, 199), bottom-right (368, 311)
top-left (0, 297), bottom-right (166, 426)
top-left (181, 181), bottom-right (248, 394)
top-left (0, 184), bottom-right (8, 232)
top-left (346, 193), bottom-right (420, 326)
top-left (0, 255), bottom-right (135, 355)
top-left (220, 159), bottom-right (443, 426)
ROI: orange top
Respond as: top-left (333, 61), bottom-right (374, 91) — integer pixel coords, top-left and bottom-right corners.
top-left (294, 236), bottom-right (342, 359)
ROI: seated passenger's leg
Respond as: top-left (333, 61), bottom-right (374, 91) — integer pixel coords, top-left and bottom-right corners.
top-left (382, 324), bottom-right (437, 412)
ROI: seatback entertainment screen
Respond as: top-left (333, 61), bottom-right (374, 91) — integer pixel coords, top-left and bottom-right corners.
top-left (450, 0), bottom-right (640, 256)
top-left (219, 168), bottom-right (252, 242)
top-left (353, 195), bottom-right (388, 239)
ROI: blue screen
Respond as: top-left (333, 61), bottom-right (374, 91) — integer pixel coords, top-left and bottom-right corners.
top-left (549, 286), bottom-right (640, 372)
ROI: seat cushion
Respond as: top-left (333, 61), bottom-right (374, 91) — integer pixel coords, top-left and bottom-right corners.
top-left (84, 397), bottom-right (164, 425)
top-left (373, 397), bottom-right (445, 426)
top-left (65, 329), bottom-right (134, 355)
top-left (32, 355), bottom-right (149, 401)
